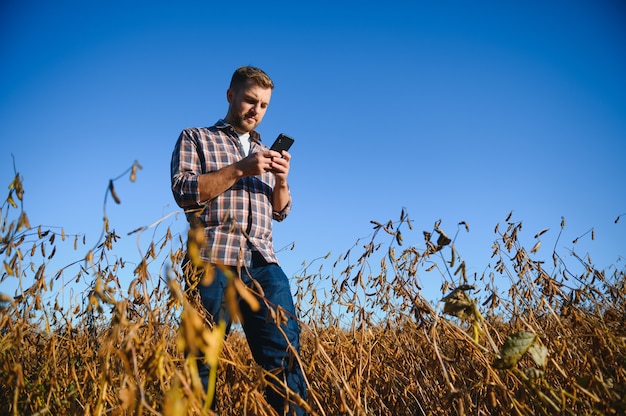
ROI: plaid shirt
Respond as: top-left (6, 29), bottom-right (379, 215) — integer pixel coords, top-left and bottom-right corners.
top-left (170, 120), bottom-right (291, 267)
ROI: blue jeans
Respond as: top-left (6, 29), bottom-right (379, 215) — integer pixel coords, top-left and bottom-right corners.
top-left (186, 256), bottom-right (308, 415)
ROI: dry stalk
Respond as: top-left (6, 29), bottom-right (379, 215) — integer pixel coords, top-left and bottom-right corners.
top-left (1, 172), bottom-right (625, 415)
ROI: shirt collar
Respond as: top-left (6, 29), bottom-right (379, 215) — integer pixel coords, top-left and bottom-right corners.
top-left (216, 119), bottom-right (261, 144)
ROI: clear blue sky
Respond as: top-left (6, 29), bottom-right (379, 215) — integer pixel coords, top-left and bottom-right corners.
top-left (1, 1), bottom-right (625, 303)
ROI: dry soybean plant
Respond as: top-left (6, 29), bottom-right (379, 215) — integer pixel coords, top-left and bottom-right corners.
top-left (1, 165), bottom-right (625, 415)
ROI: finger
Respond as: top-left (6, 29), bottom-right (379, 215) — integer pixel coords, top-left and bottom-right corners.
top-left (270, 156), bottom-right (288, 170)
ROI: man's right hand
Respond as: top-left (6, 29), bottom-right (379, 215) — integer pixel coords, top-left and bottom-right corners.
top-left (236, 151), bottom-right (275, 176)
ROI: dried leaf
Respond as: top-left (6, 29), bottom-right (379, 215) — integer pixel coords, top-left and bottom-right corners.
top-left (528, 343), bottom-right (548, 368)
top-left (437, 231), bottom-right (451, 247)
top-left (233, 276), bottom-right (260, 312)
top-left (453, 261), bottom-right (467, 281)
top-left (442, 286), bottom-right (474, 320)
top-left (109, 180), bottom-right (121, 204)
top-left (493, 331), bottom-right (536, 369)
top-left (119, 385), bottom-right (137, 410)
top-left (530, 241), bottom-right (541, 254)
top-left (449, 247), bottom-right (456, 268)
top-left (0, 293), bottom-right (14, 305)
top-left (202, 320), bottom-right (226, 368)
top-left (17, 212), bottom-right (30, 230)
top-left (163, 379), bottom-right (187, 415)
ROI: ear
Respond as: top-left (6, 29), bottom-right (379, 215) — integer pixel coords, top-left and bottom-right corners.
top-left (226, 88), bottom-right (234, 104)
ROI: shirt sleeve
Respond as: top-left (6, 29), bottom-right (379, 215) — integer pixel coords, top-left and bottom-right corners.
top-left (272, 197), bottom-right (292, 222)
top-left (170, 129), bottom-right (203, 209)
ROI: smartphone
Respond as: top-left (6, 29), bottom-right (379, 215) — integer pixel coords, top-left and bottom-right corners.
top-left (270, 133), bottom-right (294, 154)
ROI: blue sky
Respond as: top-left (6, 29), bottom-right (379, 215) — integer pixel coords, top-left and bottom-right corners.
top-left (1, 1), bottom-right (625, 303)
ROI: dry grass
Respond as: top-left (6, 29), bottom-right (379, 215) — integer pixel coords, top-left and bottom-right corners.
top-left (1, 167), bottom-right (625, 415)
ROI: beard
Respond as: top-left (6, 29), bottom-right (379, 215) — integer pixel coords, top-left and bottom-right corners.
top-left (228, 111), bottom-right (258, 133)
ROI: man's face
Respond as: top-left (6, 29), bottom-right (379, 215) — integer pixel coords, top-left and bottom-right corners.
top-left (225, 80), bottom-right (272, 133)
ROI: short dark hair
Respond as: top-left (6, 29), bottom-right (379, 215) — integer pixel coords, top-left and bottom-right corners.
top-left (229, 66), bottom-right (274, 91)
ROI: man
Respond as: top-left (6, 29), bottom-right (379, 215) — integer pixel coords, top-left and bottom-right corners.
top-left (170, 66), bottom-right (308, 415)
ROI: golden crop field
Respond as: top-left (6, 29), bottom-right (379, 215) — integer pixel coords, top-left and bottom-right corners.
top-left (1, 167), bottom-right (624, 415)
